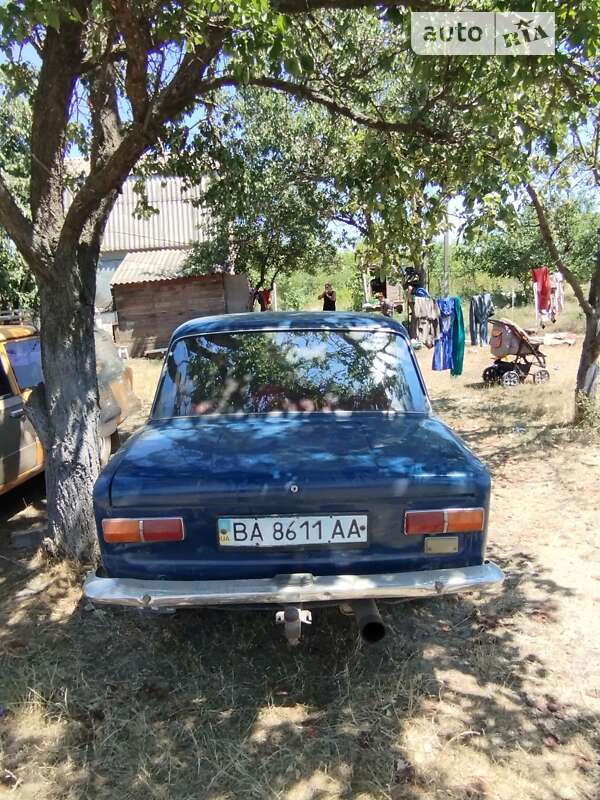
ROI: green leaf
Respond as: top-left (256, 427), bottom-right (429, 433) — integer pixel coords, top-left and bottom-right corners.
top-left (45, 7), bottom-right (61, 30)
top-left (284, 56), bottom-right (302, 78)
top-left (299, 53), bottom-right (314, 73)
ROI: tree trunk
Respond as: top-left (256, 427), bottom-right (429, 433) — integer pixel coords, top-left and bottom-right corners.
top-left (575, 310), bottom-right (600, 423)
top-left (526, 183), bottom-right (600, 423)
top-left (34, 248), bottom-right (101, 560)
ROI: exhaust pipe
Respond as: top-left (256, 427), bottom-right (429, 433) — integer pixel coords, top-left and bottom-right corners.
top-left (351, 599), bottom-right (386, 643)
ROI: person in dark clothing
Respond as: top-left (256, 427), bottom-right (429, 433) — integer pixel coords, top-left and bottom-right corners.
top-left (319, 284), bottom-right (336, 311)
top-left (255, 286), bottom-right (271, 312)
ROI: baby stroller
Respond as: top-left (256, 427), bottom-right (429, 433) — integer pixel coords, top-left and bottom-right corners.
top-left (482, 318), bottom-right (550, 387)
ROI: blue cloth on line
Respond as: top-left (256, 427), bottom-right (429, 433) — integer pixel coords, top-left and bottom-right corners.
top-left (451, 296), bottom-right (465, 377)
top-left (432, 297), bottom-right (455, 371)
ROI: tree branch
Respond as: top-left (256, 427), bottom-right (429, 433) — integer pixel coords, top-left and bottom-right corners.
top-left (88, 58), bottom-right (122, 172)
top-left (77, 57), bottom-right (125, 272)
top-left (153, 27), bottom-right (229, 122)
top-left (199, 75), bottom-right (453, 141)
top-left (109, 0), bottom-right (151, 120)
top-left (587, 228), bottom-right (600, 311)
top-left (333, 212), bottom-right (369, 236)
top-left (58, 28), bottom-right (228, 251)
top-left (525, 182), bottom-right (593, 317)
top-left (0, 175), bottom-right (40, 271)
top-left (276, 0), bottom-right (441, 12)
top-left (30, 20), bottom-right (87, 223)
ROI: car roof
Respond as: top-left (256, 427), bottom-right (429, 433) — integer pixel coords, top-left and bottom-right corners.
top-left (172, 311), bottom-right (409, 341)
top-left (0, 324), bottom-right (37, 342)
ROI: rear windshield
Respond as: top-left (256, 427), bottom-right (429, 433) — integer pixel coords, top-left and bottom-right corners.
top-left (153, 329), bottom-right (427, 418)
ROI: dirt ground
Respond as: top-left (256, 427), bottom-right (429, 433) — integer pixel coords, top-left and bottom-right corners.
top-left (1, 339), bottom-right (599, 800)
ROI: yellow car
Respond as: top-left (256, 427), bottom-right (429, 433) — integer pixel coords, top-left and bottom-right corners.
top-left (0, 324), bottom-right (140, 497)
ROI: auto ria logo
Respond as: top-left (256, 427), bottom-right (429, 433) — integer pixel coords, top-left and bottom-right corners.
top-left (411, 12), bottom-right (555, 56)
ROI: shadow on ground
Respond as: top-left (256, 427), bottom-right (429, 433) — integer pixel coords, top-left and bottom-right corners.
top-left (1, 535), bottom-right (598, 800)
top-left (1, 365), bottom-right (597, 799)
top-left (431, 391), bottom-right (585, 474)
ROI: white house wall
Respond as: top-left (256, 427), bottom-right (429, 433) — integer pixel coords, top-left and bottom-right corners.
top-left (97, 251), bottom-right (127, 311)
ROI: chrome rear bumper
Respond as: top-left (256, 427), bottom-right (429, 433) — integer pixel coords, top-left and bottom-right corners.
top-left (83, 562), bottom-right (504, 610)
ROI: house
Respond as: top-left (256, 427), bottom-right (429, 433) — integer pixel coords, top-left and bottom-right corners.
top-left (87, 174), bottom-right (250, 356)
top-left (96, 175), bottom-right (208, 310)
top-left (111, 252), bottom-right (250, 356)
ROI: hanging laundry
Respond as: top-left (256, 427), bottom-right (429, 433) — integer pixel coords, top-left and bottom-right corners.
top-left (469, 292), bottom-right (495, 346)
top-left (551, 271), bottom-right (565, 315)
top-left (432, 296), bottom-right (465, 374)
top-left (532, 267), bottom-right (552, 325)
top-left (411, 295), bottom-right (440, 349)
top-left (432, 297), bottom-right (455, 371)
top-left (451, 297), bottom-right (465, 377)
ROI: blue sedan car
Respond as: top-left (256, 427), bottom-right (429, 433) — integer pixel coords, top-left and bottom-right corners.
top-left (84, 312), bottom-right (503, 644)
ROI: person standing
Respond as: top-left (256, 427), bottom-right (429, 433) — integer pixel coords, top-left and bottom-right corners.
top-left (319, 283), bottom-right (336, 311)
top-left (255, 286), bottom-right (271, 312)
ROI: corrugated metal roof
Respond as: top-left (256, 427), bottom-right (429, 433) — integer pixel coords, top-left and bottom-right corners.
top-left (64, 165), bottom-right (209, 252)
top-left (101, 176), bottom-right (208, 252)
top-left (111, 248), bottom-right (192, 286)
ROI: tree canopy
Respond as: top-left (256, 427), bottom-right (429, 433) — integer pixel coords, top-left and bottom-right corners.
top-left (184, 89), bottom-right (339, 289)
top-left (0, 91), bottom-right (36, 308)
top-left (444, 198), bottom-right (600, 295)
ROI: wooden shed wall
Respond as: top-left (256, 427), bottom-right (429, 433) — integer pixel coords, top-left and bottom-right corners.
top-left (113, 275), bottom-right (226, 356)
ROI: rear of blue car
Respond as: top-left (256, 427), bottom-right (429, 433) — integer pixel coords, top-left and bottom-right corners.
top-left (85, 313), bottom-right (503, 642)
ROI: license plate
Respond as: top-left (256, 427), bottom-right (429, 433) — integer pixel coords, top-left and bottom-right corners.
top-left (217, 515), bottom-right (368, 548)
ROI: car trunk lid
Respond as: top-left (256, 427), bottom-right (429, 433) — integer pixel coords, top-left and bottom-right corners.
top-left (100, 414), bottom-right (489, 580)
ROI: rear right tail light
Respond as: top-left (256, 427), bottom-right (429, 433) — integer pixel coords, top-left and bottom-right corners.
top-left (405, 508), bottom-right (484, 535)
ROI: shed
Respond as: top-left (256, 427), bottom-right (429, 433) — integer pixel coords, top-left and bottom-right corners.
top-left (94, 174), bottom-right (209, 310)
top-left (111, 249), bottom-right (250, 357)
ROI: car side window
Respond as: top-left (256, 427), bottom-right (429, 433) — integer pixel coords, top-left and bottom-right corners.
top-left (0, 360), bottom-right (13, 398)
top-left (5, 338), bottom-right (43, 391)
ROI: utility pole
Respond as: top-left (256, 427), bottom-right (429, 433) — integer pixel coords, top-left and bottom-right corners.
top-left (442, 207), bottom-right (450, 297)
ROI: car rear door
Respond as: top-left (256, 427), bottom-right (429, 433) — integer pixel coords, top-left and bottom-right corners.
top-left (0, 350), bottom-right (39, 490)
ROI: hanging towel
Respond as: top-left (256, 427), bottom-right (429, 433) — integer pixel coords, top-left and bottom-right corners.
top-left (551, 271), bottom-right (565, 314)
top-left (451, 297), bottom-right (465, 377)
top-left (432, 297), bottom-right (455, 371)
top-left (532, 267), bottom-right (552, 315)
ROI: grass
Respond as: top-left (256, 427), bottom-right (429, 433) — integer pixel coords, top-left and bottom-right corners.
top-left (1, 340), bottom-right (600, 800)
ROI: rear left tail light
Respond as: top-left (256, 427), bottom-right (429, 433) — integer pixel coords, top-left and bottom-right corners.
top-left (405, 508), bottom-right (484, 536)
top-left (102, 517), bottom-right (185, 544)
